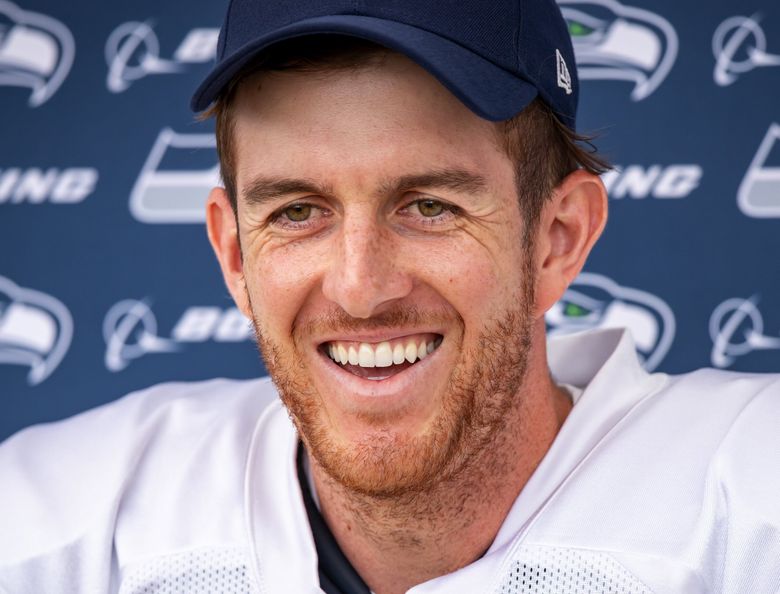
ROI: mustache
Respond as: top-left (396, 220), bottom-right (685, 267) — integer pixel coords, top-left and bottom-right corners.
top-left (294, 305), bottom-right (461, 339)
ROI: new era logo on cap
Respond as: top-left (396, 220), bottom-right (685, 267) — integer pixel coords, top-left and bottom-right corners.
top-left (556, 49), bottom-right (573, 95)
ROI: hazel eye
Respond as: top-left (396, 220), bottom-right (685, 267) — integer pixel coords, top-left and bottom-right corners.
top-left (417, 199), bottom-right (444, 217)
top-left (284, 204), bottom-right (311, 222)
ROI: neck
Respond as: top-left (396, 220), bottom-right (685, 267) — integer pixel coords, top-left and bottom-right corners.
top-left (310, 355), bottom-right (571, 594)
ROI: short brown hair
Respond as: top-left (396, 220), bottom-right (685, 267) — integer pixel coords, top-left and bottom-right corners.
top-left (203, 36), bottom-right (609, 243)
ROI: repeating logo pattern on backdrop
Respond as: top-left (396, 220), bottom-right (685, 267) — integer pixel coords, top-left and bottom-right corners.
top-left (105, 21), bottom-right (218, 93)
top-left (602, 164), bottom-right (702, 199)
top-left (0, 0), bottom-right (74, 106)
top-left (712, 15), bottom-right (780, 86)
top-left (0, 167), bottom-right (98, 204)
top-left (130, 128), bottom-right (219, 223)
top-left (710, 296), bottom-right (780, 368)
top-left (545, 272), bottom-right (676, 371)
top-left (0, 275), bottom-right (72, 385)
top-left (103, 299), bottom-right (251, 372)
top-left (559, 0), bottom-right (678, 100)
top-left (738, 123), bottom-right (780, 218)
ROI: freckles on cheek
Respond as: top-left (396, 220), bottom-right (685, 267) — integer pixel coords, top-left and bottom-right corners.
top-left (437, 250), bottom-right (501, 307)
top-left (256, 260), bottom-right (303, 303)
top-left (250, 245), bottom-right (324, 334)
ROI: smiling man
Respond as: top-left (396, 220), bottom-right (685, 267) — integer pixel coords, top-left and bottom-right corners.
top-left (203, 39), bottom-right (599, 592)
top-left (2, 1), bottom-right (780, 593)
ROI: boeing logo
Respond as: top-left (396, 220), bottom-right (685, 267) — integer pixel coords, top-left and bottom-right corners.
top-left (103, 299), bottom-right (252, 371)
top-left (713, 16), bottom-right (780, 87)
top-left (0, 275), bottom-right (73, 385)
top-left (558, 0), bottom-right (678, 101)
top-left (738, 123), bottom-right (780, 218)
top-left (602, 165), bottom-right (702, 199)
top-left (0, 167), bottom-right (98, 204)
top-left (710, 296), bottom-right (780, 369)
top-left (103, 299), bottom-right (179, 372)
top-left (105, 22), bottom-right (218, 93)
top-left (0, 0), bottom-right (75, 106)
top-left (546, 272), bottom-right (675, 371)
top-left (130, 128), bottom-right (219, 224)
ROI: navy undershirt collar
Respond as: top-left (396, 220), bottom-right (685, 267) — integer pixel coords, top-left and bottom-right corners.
top-left (297, 443), bottom-right (371, 594)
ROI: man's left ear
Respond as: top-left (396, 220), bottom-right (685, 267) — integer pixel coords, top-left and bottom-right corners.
top-left (533, 169), bottom-right (608, 317)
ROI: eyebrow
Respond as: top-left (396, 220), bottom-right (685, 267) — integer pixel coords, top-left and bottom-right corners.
top-left (241, 168), bottom-right (488, 207)
top-left (242, 177), bottom-right (333, 207)
top-left (378, 169), bottom-right (488, 197)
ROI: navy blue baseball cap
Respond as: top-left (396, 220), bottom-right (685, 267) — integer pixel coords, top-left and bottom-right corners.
top-left (191, 0), bottom-right (579, 128)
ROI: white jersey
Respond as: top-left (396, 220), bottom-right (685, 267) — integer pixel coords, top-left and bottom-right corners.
top-left (1, 328), bottom-right (779, 593)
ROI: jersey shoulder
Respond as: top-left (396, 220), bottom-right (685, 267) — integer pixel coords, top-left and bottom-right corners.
top-left (675, 369), bottom-right (780, 513)
top-left (0, 377), bottom-right (278, 564)
top-left (660, 366), bottom-right (780, 444)
top-left (637, 366), bottom-right (780, 479)
top-left (528, 368), bottom-right (780, 591)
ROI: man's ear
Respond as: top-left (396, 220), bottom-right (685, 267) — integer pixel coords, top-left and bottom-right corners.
top-left (205, 187), bottom-right (251, 318)
top-left (533, 169), bottom-right (608, 317)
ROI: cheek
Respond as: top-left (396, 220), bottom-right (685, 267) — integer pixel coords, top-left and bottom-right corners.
top-left (418, 238), bottom-right (523, 324)
top-left (424, 205), bottom-right (526, 312)
top-left (245, 240), bottom-right (329, 336)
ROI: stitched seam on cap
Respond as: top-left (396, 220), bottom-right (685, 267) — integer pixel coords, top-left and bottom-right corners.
top-left (221, 0), bottom-right (236, 59)
top-left (518, 0), bottom-right (538, 86)
top-left (515, 0), bottom-right (523, 72)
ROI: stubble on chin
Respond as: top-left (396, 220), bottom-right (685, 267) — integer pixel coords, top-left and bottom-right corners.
top-left (250, 289), bottom-right (535, 500)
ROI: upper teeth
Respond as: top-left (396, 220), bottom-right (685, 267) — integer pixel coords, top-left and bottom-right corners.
top-left (327, 335), bottom-right (440, 368)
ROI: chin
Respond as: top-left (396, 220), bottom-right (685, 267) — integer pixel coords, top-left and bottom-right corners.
top-left (252, 298), bottom-right (535, 498)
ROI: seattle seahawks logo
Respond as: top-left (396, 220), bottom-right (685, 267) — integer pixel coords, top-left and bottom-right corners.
top-left (738, 123), bottom-right (780, 218)
top-left (546, 272), bottom-right (675, 371)
top-left (130, 128), bottom-right (219, 224)
top-left (0, 0), bottom-right (75, 106)
top-left (558, 0), bottom-right (678, 101)
top-left (0, 275), bottom-right (73, 385)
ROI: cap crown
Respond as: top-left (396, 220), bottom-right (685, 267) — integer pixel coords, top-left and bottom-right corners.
top-left (198, 0), bottom-right (578, 126)
top-left (218, 0), bottom-right (520, 71)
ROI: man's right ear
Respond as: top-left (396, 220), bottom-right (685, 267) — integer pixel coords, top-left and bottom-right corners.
top-left (205, 187), bottom-right (251, 318)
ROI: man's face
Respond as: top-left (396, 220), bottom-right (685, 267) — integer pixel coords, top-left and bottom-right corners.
top-left (230, 54), bottom-right (540, 496)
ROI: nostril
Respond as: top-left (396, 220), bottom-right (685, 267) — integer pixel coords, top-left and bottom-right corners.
top-left (320, 256), bottom-right (415, 319)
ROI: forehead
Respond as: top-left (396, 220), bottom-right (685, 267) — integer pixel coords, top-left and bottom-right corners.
top-left (229, 53), bottom-right (511, 189)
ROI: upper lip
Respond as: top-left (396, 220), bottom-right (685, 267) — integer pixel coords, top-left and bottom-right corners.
top-left (314, 328), bottom-right (445, 347)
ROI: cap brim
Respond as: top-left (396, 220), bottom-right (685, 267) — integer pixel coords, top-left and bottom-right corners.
top-left (190, 14), bottom-right (538, 121)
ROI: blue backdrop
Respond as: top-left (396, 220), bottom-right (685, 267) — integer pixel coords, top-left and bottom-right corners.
top-left (2, 0), bottom-right (779, 441)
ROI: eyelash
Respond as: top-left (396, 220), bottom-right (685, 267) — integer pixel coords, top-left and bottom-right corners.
top-left (268, 203), bottom-right (329, 229)
top-left (400, 198), bottom-right (460, 226)
top-left (267, 198), bottom-right (460, 230)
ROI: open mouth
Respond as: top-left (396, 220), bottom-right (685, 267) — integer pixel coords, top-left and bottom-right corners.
top-left (321, 333), bottom-right (443, 381)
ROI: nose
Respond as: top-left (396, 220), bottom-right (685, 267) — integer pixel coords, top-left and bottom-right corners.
top-left (321, 216), bottom-right (413, 319)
